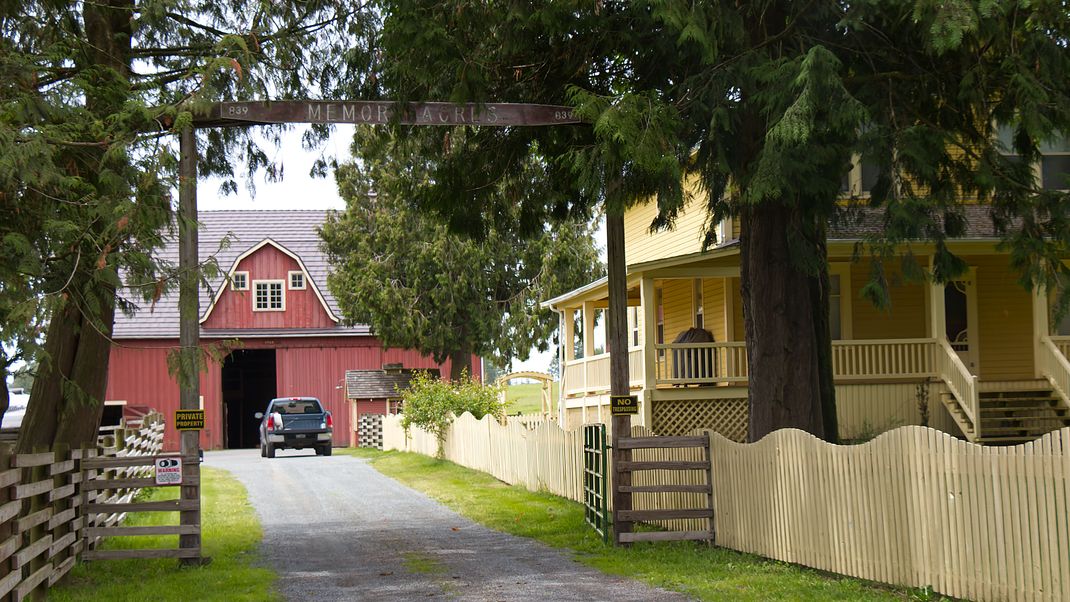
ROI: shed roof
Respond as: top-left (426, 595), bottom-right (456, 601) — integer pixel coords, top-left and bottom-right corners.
top-left (114, 210), bottom-right (369, 339)
top-left (345, 368), bottom-right (437, 400)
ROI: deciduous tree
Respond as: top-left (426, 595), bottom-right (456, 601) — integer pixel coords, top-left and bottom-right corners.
top-left (321, 126), bottom-right (604, 379)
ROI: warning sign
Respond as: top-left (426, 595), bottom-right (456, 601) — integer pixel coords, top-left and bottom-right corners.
top-left (610, 395), bottom-right (639, 416)
top-left (155, 457), bottom-right (183, 485)
top-left (175, 409), bottom-right (205, 430)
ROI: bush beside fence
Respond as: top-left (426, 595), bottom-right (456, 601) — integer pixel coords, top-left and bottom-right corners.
top-left (382, 413), bottom-right (1070, 602)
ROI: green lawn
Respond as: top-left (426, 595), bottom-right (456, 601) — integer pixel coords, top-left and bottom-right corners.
top-left (52, 467), bottom-right (279, 602)
top-left (504, 382), bottom-right (559, 414)
top-left (340, 447), bottom-right (943, 602)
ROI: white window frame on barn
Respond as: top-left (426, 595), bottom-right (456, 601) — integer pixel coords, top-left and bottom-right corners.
top-left (253, 280), bottom-right (286, 311)
top-left (232, 271), bottom-right (249, 291)
top-left (288, 270), bottom-right (306, 290)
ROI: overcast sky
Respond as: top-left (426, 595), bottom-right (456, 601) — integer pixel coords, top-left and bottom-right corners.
top-left (197, 126), bottom-right (562, 377)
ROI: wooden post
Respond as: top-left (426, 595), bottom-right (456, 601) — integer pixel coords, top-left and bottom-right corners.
top-left (1033, 284), bottom-right (1050, 378)
top-left (640, 276), bottom-right (658, 429)
top-left (178, 128), bottom-right (203, 565)
top-left (607, 213), bottom-right (632, 544)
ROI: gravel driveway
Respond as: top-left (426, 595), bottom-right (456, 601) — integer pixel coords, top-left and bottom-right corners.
top-left (209, 449), bottom-right (690, 601)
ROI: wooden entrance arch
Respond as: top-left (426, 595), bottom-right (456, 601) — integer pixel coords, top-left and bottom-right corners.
top-left (176, 98), bottom-right (634, 549)
top-left (496, 371), bottom-right (556, 418)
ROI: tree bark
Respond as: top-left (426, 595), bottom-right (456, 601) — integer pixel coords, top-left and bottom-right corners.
top-left (16, 284), bottom-right (116, 452)
top-left (740, 201), bottom-right (830, 442)
top-left (448, 347), bottom-right (472, 381)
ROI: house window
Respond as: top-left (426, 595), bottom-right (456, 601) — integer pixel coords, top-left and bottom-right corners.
top-left (1040, 135), bottom-right (1070, 190)
top-left (827, 264), bottom-right (853, 340)
top-left (232, 271), bottom-right (248, 291)
top-left (288, 270), bottom-right (306, 290)
top-left (628, 307), bottom-right (641, 348)
top-left (693, 279), bottom-right (704, 330)
top-left (841, 154), bottom-right (883, 196)
top-left (253, 280), bottom-right (285, 311)
top-left (997, 125), bottom-right (1070, 191)
top-left (829, 275), bottom-right (842, 340)
top-left (388, 399), bottom-right (404, 415)
top-left (656, 288), bottom-right (665, 360)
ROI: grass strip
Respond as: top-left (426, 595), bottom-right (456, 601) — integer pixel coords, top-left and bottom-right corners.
top-left (341, 447), bottom-right (943, 601)
top-left (52, 466), bottom-right (279, 602)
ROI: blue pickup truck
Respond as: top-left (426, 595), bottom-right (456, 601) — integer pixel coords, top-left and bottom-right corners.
top-left (256, 397), bottom-right (333, 458)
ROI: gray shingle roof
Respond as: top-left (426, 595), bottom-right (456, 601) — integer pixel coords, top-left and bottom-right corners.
top-left (829, 204), bottom-right (1001, 239)
top-left (114, 210), bottom-right (369, 339)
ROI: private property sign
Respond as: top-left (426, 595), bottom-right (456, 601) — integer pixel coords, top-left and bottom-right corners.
top-left (174, 409), bottom-right (205, 430)
top-left (196, 101), bottom-right (582, 128)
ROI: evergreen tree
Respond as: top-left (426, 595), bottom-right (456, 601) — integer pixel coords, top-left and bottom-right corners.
top-left (369, 1), bottom-right (1070, 441)
top-left (2, 0), bottom-right (377, 451)
top-left (320, 127), bottom-right (604, 380)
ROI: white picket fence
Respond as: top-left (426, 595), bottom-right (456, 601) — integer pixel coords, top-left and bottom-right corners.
top-left (383, 414), bottom-right (1070, 602)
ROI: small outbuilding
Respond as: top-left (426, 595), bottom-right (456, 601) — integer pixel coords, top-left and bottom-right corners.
top-left (345, 364), bottom-right (436, 447)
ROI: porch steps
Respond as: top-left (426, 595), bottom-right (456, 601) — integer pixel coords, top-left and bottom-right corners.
top-left (938, 393), bottom-right (976, 440)
top-left (975, 389), bottom-right (1070, 446)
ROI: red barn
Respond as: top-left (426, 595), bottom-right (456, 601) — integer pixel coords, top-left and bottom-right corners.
top-left (105, 210), bottom-right (477, 451)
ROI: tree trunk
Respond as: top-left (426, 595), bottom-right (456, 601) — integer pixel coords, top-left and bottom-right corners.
top-left (448, 347), bottom-right (472, 381)
top-left (16, 286), bottom-right (116, 453)
top-left (740, 201), bottom-right (831, 442)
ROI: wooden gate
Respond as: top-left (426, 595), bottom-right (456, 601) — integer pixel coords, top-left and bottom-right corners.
top-left (80, 452), bottom-right (200, 561)
top-left (582, 424), bottom-right (609, 543)
top-left (614, 434), bottom-right (715, 544)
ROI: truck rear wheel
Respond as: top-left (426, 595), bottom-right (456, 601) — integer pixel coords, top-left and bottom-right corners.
top-left (320, 445), bottom-right (332, 457)
top-left (266, 442), bottom-right (276, 458)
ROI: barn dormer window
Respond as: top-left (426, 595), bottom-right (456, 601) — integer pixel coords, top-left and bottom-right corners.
top-left (253, 280), bottom-right (285, 311)
top-left (288, 271), bottom-right (306, 290)
top-left (232, 271), bottom-right (248, 291)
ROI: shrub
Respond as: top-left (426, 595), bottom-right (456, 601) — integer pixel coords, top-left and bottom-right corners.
top-left (400, 371), bottom-right (505, 457)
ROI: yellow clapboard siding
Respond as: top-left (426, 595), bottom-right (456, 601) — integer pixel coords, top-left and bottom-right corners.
top-left (624, 193), bottom-right (708, 265)
top-left (730, 278), bottom-right (744, 340)
top-left (702, 278), bottom-right (726, 342)
top-left (849, 263), bottom-right (927, 340)
top-left (969, 255), bottom-right (1034, 380)
top-left (660, 279), bottom-right (694, 344)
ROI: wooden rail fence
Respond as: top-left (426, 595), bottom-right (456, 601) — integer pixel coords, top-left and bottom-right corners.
top-left (383, 413), bottom-right (1070, 602)
top-left (0, 411), bottom-right (190, 600)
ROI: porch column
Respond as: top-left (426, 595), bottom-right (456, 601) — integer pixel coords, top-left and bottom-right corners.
top-left (928, 260), bottom-right (945, 341)
top-left (1033, 285), bottom-right (1050, 378)
top-left (582, 301), bottom-right (596, 357)
top-left (640, 276), bottom-right (657, 428)
top-left (563, 309), bottom-right (576, 361)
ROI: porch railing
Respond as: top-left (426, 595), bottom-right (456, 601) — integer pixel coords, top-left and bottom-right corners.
top-left (935, 339), bottom-right (981, 437)
top-left (1039, 336), bottom-right (1070, 407)
top-left (654, 342), bottom-right (748, 385)
top-left (831, 338), bottom-right (937, 381)
top-left (1050, 335), bottom-right (1070, 363)
top-left (562, 348), bottom-right (644, 396)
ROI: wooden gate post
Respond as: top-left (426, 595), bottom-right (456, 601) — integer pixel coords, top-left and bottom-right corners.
top-left (177, 127), bottom-right (204, 565)
top-left (606, 213), bottom-right (633, 544)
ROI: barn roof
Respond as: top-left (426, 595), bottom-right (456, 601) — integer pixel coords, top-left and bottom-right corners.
top-left (345, 368), bottom-right (437, 400)
top-left (113, 210), bottom-right (370, 339)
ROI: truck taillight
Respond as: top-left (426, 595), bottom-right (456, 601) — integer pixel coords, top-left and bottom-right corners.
top-left (326, 413), bottom-right (333, 429)
top-left (266, 416), bottom-right (275, 431)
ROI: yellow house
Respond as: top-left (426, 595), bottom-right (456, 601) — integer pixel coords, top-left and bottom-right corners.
top-left (546, 177), bottom-right (1070, 445)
